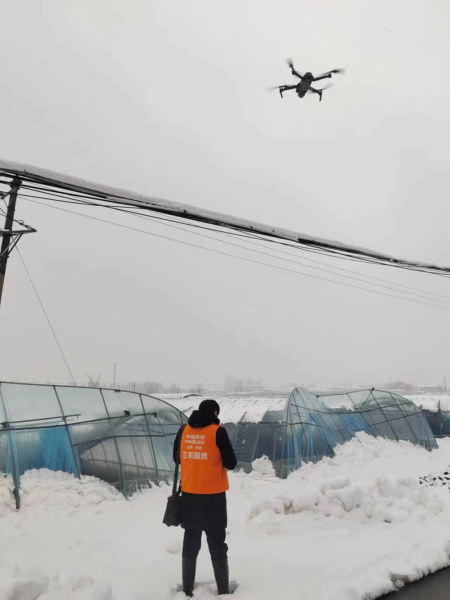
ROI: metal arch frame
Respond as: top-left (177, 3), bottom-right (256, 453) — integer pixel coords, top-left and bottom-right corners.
top-left (249, 405), bottom-right (272, 464)
top-left (0, 383), bottom-right (20, 509)
top-left (99, 388), bottom-right (126, 494)
top-left (52, 385), bottom-right (81, 479)
top-left (0, 382), bottom-right (186, 501)
top-left (139, 392), bottom-right (160, 484)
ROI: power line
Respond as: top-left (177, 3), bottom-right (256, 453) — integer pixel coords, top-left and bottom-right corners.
top-left (19, 191), bottom-right (450, 304)
top-left (18, 184), bottom-right (450, 280)
top-left (227, 235), bottom-right (450, 301)
top-left (40, 190), bottom-right (449, 305)
top-left (22, 197), bottom-right (450, 311)
top-left (117, 206), bottom-right (450, 306)
top-left (12, 178), bottom-right (450, 276)
top-left (15, 247), bottom-right (76, 385)
top-left (192, 225), bottom-right (450, 302)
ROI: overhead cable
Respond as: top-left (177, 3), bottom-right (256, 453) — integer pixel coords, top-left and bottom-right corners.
top-left (22, 197), bottom-right (450, 312)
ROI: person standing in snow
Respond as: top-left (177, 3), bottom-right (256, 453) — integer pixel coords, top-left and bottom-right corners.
top-left (173, 399), bottom-right (237, 597)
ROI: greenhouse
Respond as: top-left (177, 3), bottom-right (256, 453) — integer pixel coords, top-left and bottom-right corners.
top-left (420, 403), bottom-right (450, 437)
top-left (0, 382), bottom-right (187, 507)
top-left (316, 388), bottom-right (437, 449)
top-left (173, 389), bottom-right (437, 478)
top-left (0, 384), bottom-right (437, 506)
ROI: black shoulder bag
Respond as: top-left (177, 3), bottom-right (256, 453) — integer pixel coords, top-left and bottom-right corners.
top-left (163, 424), bottom-right (186, 527)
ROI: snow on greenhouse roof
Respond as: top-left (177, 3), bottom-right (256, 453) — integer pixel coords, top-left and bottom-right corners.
top-left (165, 396), bottom-right (288, 424)
top-left (1, 158), bottom-right (450, 274)
top-left (166, 388), bottom-right (427, 424)
top-left (407, 395), bottom-right (450, 413)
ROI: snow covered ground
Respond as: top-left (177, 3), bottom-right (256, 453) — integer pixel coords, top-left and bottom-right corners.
top-left (2, 435), bottom-right (450, 600)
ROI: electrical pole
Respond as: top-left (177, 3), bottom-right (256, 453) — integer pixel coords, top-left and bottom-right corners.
top-left (0, 178), bottom-right (22, 307)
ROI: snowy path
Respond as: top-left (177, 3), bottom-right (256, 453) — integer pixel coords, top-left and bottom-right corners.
top-left (2, 434), bottom-right (450, 600)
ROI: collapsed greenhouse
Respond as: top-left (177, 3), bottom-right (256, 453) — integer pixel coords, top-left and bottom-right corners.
top-left (0, 382), bottom-right (187, 507)
top-left (0, 383), bottom-right (437, 507)
top-left (418, 399), bottom-right (450, 438)
top-left (174, 388), bottom-right (437, 477)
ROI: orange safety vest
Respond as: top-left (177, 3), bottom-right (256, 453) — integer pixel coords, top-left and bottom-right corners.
top-left (180, 423), bottom-right (229, 495)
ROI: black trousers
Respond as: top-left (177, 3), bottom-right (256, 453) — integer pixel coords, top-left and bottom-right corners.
top-left (183, 526), bottom-right (228, 561)
top-left (181, 492), bottom-right (227, 530)
top-left (181, 491), bottom-right (228, 560)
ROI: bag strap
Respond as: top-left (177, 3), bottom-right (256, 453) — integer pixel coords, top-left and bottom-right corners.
top-left (172, 424), bottom-right (186, 496)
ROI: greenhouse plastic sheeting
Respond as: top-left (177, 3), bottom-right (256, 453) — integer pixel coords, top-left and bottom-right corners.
top-left (422, 408), bottom-right (450, 438)
top-left (222, 388), bottom-right (437, 477)
top-left (0, 382), bottom-right (187, 506)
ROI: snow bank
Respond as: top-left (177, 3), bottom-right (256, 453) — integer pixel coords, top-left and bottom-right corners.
top-left (249, 456), bottom-right (279, 483)
top-left (19, 469), bottom-right (123, 512)
top-left (2, 436), bottom-right (450, 600)
top-left (0, 474), bottom-right (15, 517)
top-left (0, 470), bottom-right (122, 600)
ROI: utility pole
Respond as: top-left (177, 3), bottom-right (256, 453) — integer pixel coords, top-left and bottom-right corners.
top-left (0, 178), bottom-right (22, 307)
top-left (113, 363), bottom-right (117, 388)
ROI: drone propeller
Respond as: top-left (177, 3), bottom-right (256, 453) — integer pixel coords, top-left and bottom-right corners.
top-left (307, 82), bottom-right (334, 98)
top-left (316, 68), bottom-right (346, 78)
top-left (286, 58), bottom-right (303, 77)
top-left (267, 86), bottom-right (282, 92)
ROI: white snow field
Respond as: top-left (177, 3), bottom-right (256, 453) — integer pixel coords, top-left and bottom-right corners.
top-left (2, 435), bottom-right (450, 600)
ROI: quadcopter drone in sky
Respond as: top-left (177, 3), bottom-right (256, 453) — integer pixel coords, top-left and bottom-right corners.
top-left (270, 60), bottom-right (345, 102)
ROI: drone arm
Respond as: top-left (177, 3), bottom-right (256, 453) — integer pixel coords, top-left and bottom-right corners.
top-left (309, 86), bottom-right (323, 101)
top-left (279, 84), bottom-right (297, 93)
top-left (313, 73), bottom-right (332, 82)
top-left (291, 67), bottom-right (303, 80)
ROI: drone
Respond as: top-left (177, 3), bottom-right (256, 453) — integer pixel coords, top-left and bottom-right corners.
top-left (270, 60), bottom-right (345, 101)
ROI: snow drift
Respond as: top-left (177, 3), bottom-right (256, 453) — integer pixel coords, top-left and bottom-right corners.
top-left (2, 434), bottom-right (450, 600)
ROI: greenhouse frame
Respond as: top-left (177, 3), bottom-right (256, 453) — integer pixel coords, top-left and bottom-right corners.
top-left (421, 403), bottom-right (450, 438)
top-left (0, 383), bottom-right (437, 507)
top-left (219, 388), bottom-right (437, 477)
top-left (0, 382), bottom-right (187, 508)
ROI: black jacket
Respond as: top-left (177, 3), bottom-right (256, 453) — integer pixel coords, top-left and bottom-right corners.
top-left (173, 410), bottom-right (237, 470)
top-left (173, 410), bottom-right (237, 531)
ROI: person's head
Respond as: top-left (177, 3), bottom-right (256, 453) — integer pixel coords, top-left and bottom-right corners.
top-left (198, 399), bottom-right (220, 417)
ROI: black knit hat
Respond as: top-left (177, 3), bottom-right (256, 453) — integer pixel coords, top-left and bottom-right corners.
top-left (199, 399), bottom-right (220, 415)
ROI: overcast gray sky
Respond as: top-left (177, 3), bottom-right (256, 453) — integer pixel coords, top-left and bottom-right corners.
top-left (1, 0), bottom-right (450, 388)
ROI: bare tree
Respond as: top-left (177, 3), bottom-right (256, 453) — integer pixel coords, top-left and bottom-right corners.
top-left (167, 384), bottom-right (182, 394)
top-left (190, 383), bottom-right (204, 395)
top-left (224, 375), bottom-right (262, 393)
top-left (86, 374), bottom-right (102, 388)
top-left (142, 381), bottom-right (164, 394)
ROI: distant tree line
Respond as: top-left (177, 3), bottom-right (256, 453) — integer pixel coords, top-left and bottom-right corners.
top-left (84, 375), bottom-right (203, 395)
top-left (223, 375), bottom-right (263, 393)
